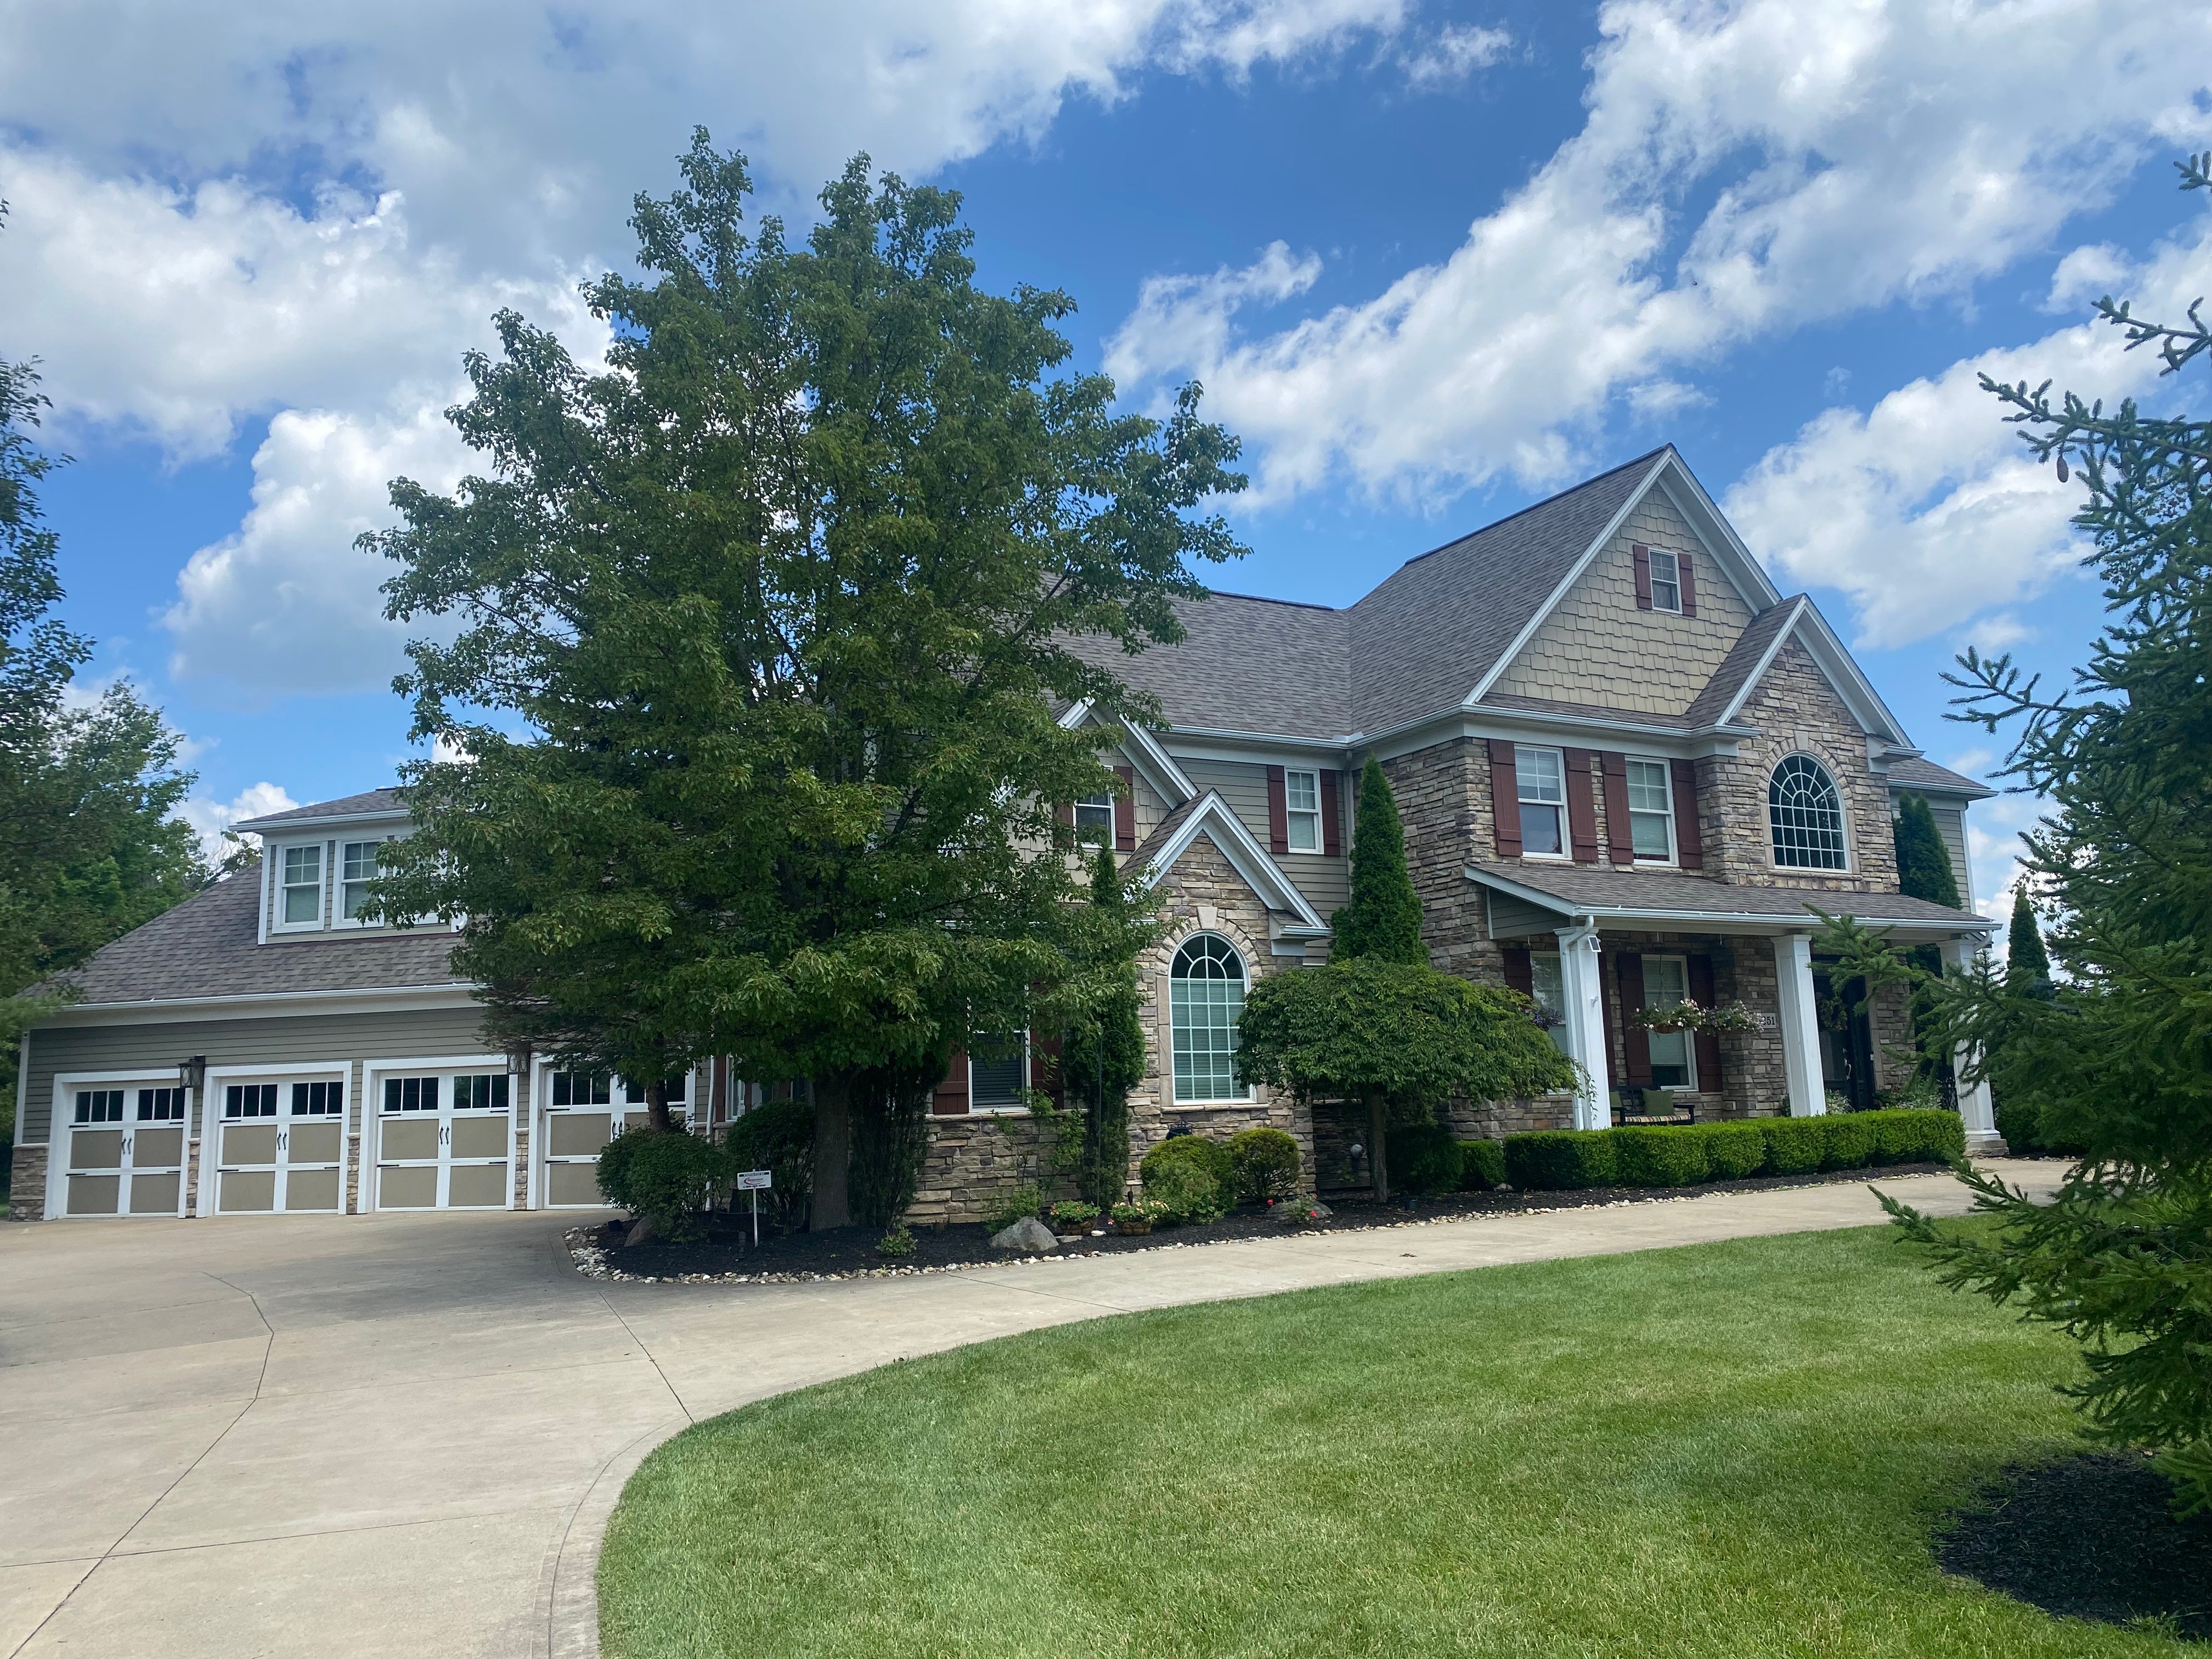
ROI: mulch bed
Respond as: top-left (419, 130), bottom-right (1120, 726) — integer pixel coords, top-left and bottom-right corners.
top-left (573, 1159), bottom-right (1951, 1285)
top-left (1940, 1452), bottom-right (2212, 1638)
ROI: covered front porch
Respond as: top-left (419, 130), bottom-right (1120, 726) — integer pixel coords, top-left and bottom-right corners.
top-left (1467, 862), bottom-right (2001, 1154)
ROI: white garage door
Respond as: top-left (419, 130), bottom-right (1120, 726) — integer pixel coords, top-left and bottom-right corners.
top-left (210, 1074), bottom-right (347, 1214)
top-left (538, 1070), bottom-right (693, 1208)
top-left (372, 1064), bottom-right (515, 1210)
top-left (56, 1082), bottom-right (190, 1218)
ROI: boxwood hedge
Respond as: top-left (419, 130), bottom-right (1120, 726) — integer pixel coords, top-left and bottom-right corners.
top-left (1502, 1108), bottom-right (1966, 1192)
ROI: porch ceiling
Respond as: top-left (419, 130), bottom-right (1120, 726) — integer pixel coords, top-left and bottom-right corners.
top-left (1465, 862), bottom-right (1993, 941)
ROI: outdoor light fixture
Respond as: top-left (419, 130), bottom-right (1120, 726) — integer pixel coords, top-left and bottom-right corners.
top-left (504, 1039), bottom-right (534, 1075)
top-left (177, 1056), bottom-right (207, 1095)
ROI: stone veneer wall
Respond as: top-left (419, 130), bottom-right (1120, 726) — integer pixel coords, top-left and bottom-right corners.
top-left (8, 1146), bottom-right (47, 1221)
top-left (907, 830), bottom-right (1313, 1227)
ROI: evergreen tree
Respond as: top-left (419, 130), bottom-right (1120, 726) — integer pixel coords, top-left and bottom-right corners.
top-left (1879, 152), bottom-right (2212, 1513)
top-left (2005, 885), bottom-right (2053, 997)
top-left (1893, 793), bottom-right (1962, 909)
top-left (367, 135), bottom-right (1238, 1227)
top-left (1059, 846), bottom-right (1149, 1208)
top-left (1330, 758), bottom-right (1423, 965)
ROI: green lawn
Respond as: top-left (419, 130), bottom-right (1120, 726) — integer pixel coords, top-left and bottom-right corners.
top-left (600, 1226), bottom-right (2183, 1658)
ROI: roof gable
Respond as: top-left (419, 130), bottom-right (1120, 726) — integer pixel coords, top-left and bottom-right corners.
top-left (1133, 791), bottom-right (1327, 931)
top-left (1688, 594), bottom-right (1910, 745)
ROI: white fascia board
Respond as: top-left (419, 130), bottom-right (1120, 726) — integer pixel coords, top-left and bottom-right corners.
top-left (1137, 792), bottom-right (1328, 930)
top-left (1650, 458), bottom-right (1784, 612)
top-left (1713, 596), bottom-right (1811, 729)
top-left (1462, 450), bottom-right (1673, 708)
top-left (1063, 699), bottom-right (1198, 805)
top-left (1159, 725), bottom-right (1357, 757)
top-left (235, 808), bottom-right (411, 835)
top-left (1463, 866), bottom-right (1991, 939)
top-left (1784, 599), bottom-right (1913, 748)
top-left (35, 983), bottom-right (477, 1029)
top-left (1054, 699), bottom-right (1094, 730)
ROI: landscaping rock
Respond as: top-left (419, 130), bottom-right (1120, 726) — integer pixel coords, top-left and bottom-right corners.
top-left (623, 1215), bottom-right (657, 1248)
top-left (990, 1216), bottom-right (1058, 1252)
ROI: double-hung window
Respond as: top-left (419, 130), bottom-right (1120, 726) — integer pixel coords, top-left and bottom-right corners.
top-left (1624, 759), bottom-right (1675, 862)
top-left (280, 844), bottom-right (323, 926)
top-left (1284, 769), bottom-right (1321, 852)
top-left (968, 1037), bottom-right (1029, 1111)
top-left (1515, 747), bottom-right (1566, 857)
top-left (1073, 792), bottom-right (1115, 842)
top-left (1649, 549), bottom-right (1682, 612)
top-left (1641, 956), bottom-right (1695, 1090)
top-left (340, 839), bottom-right (383, 922)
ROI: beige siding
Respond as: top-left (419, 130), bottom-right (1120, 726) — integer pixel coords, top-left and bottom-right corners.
top-left (1177, 758), bottom-right (1350, 919)
top-left (1491, 489), bottom-right (1757, 715)
top-left (1931, 805), bottom-right (1971, 905)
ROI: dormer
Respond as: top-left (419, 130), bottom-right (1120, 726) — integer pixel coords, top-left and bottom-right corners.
top-left (233, 788), bottom-right (417, 944)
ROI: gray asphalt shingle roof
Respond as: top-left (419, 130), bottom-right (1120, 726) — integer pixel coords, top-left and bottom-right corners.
top-left (1072, 593), bottom-right (1353, 740)
top-left (1467, 861), bottom-right (1990, 930)
top-left (234, 788), bottom-right (407, 831)
top-left (46, 860), bottom-right (465, 1007)
top-left (1683, 597), bottom-right (1803, 727)
top-left (1886, 756), bottom-right (1995, 798)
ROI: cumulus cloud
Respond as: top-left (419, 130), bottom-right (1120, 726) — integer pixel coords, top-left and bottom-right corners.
top-left (1398, 22), bottom-right (1513, 89)
top-left (178, 780), bottom-right (299, 864)
top-left (1106, 0), bottom-right (2212, 504)
top-left (1723, 213), bottom-right (2212, 647)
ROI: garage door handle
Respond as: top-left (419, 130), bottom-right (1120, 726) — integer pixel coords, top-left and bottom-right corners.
top-left (278, 1130), bottom-right (287, 1151)
top-left (440, 1125), bottom-right (450, 1146)
top-left (121, 1135), bottom-right (132, 1156)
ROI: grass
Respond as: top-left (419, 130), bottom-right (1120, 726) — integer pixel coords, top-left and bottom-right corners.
top-left (599, 1225), bottom-right (2186, 1658)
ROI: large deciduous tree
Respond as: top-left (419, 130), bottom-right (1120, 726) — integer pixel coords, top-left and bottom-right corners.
top-left (366, 135), bottom-right (1241, 1228)
top-left (1878, 153), bottom-right (2212, 1513)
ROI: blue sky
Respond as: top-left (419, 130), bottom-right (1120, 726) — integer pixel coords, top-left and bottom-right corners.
top-left (5, 0), bottom-right (2210, 921)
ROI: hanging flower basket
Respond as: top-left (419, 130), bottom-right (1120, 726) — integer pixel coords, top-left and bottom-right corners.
top-left (1701, 1000), bottom-right (1764, 1034)
top-left (1630, 1000), bottom-right (1705, 1034)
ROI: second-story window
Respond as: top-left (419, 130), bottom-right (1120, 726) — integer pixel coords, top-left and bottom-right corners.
top-left (1073, 792), bottom-right (1115, 842)
top-left (341, 839), bottom-right (384, 921)
top-left (280, 844), bottom-right (323, 924)
top-left (1625, 759), bottom-right (1675, 861)
top-left (1514, 746), bottom-right (1566, 856)
top-left (1649, 549), bottom-right (1681, 613)
top-left (1284, 769), bottom-right (1321, 851)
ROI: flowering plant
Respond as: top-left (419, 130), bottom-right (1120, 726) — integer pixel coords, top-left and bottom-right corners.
top-left (1268, 1195), bottom-right (1333, 1227)
top-left (1700, 1000), bottom-right (1763, 1033)
top-left (1630, 1000), bottom-right (1706, 1032)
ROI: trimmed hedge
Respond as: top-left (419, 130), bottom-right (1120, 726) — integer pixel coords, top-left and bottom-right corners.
top-left (1504, 1129), bottom-right (1618, 1190)
top-left (1457, 1139), bottom-right (1506, 1191)
top-left (1225, 1127), bottom-right (1302, 1203)
top-left (1386, 1122), bottom-right (1464, 1195)
top-left (1503, 1108), bottom-right (1968, 1192)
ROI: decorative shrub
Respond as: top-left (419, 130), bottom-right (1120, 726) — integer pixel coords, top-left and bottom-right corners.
top-left (984, 1182), bottom-right (1044, 1234)
top-left (1503, 1129), bottom-right (1619, 1190)
top-left (875, 1224), bottom-right (916, 1258)
top-left (1224, 1127), bottom-right (1303, 1203)
top-left (1760, 1116), bottom-right (1826, 1175)
top-left (1697, 1121), bottom-right (1768, 1180)
top-left (1386, 1122), bottom-right (1464, 1195)
top-left (1048, 1200), bottom-right (1101, 1231)
top-left (1885, 1106), bottom-right (1967, 1163)
top-left (1142, 1158), bottom-right (1224, 1225)
top-left (1821, 1111), bottom-right (1877, 1170)
top-left (1613, 1126), bottom-right (1711, 1187)
top-left (598, 1127), bottom-right (722, 1242)
top-left (1140, 1133), bottom-right (1234, 1198)
top-left (1457, 1139), bottom-right (1506, 1191)
top-left (723, 1098), bottom-right (815, 1232)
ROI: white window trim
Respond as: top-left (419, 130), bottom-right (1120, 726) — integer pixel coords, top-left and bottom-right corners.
top-left (1638, 953), bottom-right (1698, 1093)
top-left (1649, 547), bottom-right (1684, 615)
top-left (1072, 794), bottom-right (1115, 842)
top-left (967, 1035), bottom-right (1034, 1116)
top-left (1282, 768), bottom-right (1323, 855)
top-left (269, 837), bottom-right (331, 934)
top-left (1168, 933), bottom-right (1252, 1105)
top-left (332, 834), bottom-right (397, 930)
top-left (1767, 751), bottom-right (1854, 875)
top-left (1622, 754), bottom-right (1678, 868)
top-left (1514, 744), bottom-right (1571, 862)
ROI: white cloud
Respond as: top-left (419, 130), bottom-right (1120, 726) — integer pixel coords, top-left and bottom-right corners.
top-left (162, 402), bottom-right (471, 692)
top-left (1723, 214), bottom-right (2212, 646)
top-left (1106, 0), bottom-right (2212, 504)
top-left (178, 781), bottom-right (298, 864)
top-left (1399, 22), bottom-right (1513, 89)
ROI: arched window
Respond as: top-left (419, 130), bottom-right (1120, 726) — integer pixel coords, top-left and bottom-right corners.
top-left (1769, 755), bottom-right (1848, 869)
top-left (1170, 934), bottom-right (1248, 1103)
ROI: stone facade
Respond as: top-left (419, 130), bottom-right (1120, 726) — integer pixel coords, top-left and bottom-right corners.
top-left (8, 1146), bottom-right (47, 1221)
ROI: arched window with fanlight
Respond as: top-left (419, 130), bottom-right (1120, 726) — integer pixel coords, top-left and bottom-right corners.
top-left (1170, 934), bottom-right (1249, 1102)
top-left (1769, 755), bottom-right (1848, 869)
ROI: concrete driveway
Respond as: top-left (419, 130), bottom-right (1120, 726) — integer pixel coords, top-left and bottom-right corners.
top-left (0, 1159), bottom-right (2062, 1658)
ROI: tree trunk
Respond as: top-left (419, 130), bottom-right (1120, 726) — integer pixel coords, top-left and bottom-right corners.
top-left (811, 1070), bottom-right (853, 1231)
top-left (646, 1075), bottom-right (674, 1133)
top-left (1368, 1090), bottom-right (1390, 1205)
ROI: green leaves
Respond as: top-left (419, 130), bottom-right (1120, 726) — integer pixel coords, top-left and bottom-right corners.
top-left (1330, 758), bottom-right (1423, 965)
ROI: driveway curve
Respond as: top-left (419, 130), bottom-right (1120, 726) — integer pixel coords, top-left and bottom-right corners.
top-left (0, 1160), bottom-right (2062, 1658)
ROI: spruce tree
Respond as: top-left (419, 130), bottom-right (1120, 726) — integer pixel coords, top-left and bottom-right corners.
top-left (1330, 758), bottom-right (1424, 964)
top-left (2005, 885), bottom-right (2053, 996)
top-left (1893, 793), bottom-right (1962, 909)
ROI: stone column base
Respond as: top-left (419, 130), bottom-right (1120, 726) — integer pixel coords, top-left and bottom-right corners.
top-left (1965, 1132), bottom-right (2010, 1160)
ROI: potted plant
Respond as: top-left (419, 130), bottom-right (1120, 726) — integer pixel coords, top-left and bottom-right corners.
top-left (1631, 999), bottom-right (1706, 1033)
top-left (1110, 1201), bottom-right (1153, 1236)
top-left (1048, 1199), bottom-right (1101, 1239)
top-left (1701, 1000), bottom-right (1763, 1033)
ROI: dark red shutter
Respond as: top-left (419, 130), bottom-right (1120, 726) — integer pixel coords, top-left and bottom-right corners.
top-left (1564, 748), bottom-right (1600, 863)
top-left (1031, 1031), bottom-right (1065, 1108)
top-left (1688, 955), bottom-right (1723, 1090)
top-left (1632, 544), bottom-right (1654, 611)
top-left (1678, 552), bottom-right (1697, 618)
top-left (1500, 946), bottom-right (1534, 998)
top-left (1487, 740), bottom-right (1521, 858)
top-left (1669, 759), bottom-right (1702, 868)
top-left (1054, 801), bottom-right (1074, 830)
top-left (1319, 769), bottom-right (1342, 856)
top-left (1112, 765), bottom-right (1137, 852)
top-left (932, 1050), bottom-right (970, 1116)
top-left (1616, 953), bottom-right (1652, 1085)
top-left (1265, 765), bottom-right (1289, 854)
top-left (1599, 752), bottom-right (1634, 865)
top-left (1599, 950), bottom-right (1622, 1083)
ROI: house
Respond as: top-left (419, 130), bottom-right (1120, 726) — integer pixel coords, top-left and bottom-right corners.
top-left (10, 446), bottom-right (1996, 1225)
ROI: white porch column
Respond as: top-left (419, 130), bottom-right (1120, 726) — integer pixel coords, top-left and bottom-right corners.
top-left (1940, 935), bottom-right (2005, 1155)
top-left (1554, 922), bottom-right (1612, 1131)
top-left (1771, 932), bottom-right (1826, 1119)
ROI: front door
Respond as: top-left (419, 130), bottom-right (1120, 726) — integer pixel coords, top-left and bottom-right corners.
top-left (211, 1076), bottom-right (346, 1214)
top-left (58, 1083), bottom-right (190, 1217)
top-left (374, 1068), bottom-right (514, 1210)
